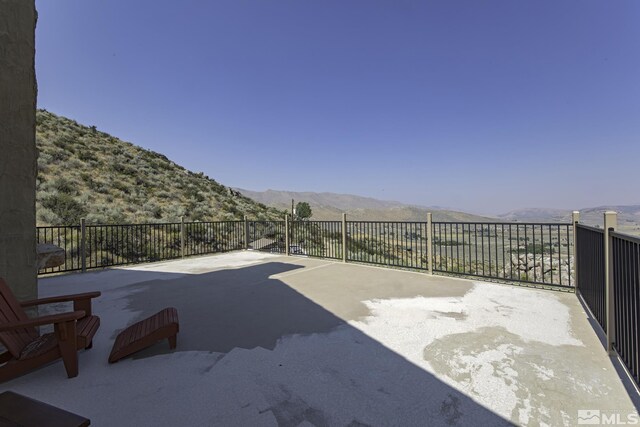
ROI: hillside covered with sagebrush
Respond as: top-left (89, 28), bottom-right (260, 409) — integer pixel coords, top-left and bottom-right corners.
top-left (36, 110), bottom-right (285, 225)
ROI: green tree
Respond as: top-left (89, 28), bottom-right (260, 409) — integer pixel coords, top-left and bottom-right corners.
top-left (295, 202), bottom-right (312, 220)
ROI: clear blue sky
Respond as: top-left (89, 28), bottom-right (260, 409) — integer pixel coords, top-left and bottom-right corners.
top-left (35, 0), bottom-right (640, 214)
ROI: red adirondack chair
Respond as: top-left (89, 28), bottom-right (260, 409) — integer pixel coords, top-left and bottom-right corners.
top-left (0, 278), bottom-right (100, 381)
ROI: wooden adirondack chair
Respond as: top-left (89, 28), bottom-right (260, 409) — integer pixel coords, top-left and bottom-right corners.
top-left (0, 278), bottom-right (101, 382)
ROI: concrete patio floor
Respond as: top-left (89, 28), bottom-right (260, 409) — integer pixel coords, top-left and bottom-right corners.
top-left (1, 252), bottom-right (637, 426)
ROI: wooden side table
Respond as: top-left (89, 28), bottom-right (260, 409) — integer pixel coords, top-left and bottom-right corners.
top-left (0, 391), bottom-right (90, 427)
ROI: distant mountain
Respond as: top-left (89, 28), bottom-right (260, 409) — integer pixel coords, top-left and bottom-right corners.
top-left (235, 188), bottom-right (495, 222)
top-left (36, 110), bottom-right (285, 225)
top-left (237, 189), bottom-right (409, 211)
top-left (498, 205), bottom-right (640, 235)
top-left (497, 208), bottom-right (572, 222)
top-left (578, 205), bottom-right (640, 234)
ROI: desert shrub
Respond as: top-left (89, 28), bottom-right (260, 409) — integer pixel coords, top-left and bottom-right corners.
top-left (111, 161), bottom-right (136, 177)
top-left (79, 172), bottom-right (92, 183)
top-left (41, 192), bottom-right (86, 225)
top-left (52, 177), bottom-right (76, 195)
top-left (155, 190), bottom-right (173, 200)
top-left (163, 204), bottom-right (186, 222)
top-left (111, 179), bottom-right (131, 194)
top-left (77, 150), bottom-right (97, 162)
top-left (50, 149), bottom-right (69, 162)
top-left (142, 201), bottom-right (163, 219)
top-left (65, 158), bottom-right (84, 170)
top-left (52, 135), bottom-right (74, 150)
top-left (87, 178), bottom-right (109, 194)
top-left (37, 207), bottom-right (59, 226)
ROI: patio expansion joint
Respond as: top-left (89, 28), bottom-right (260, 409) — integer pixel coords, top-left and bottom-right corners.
top-left (269, 262), bottom-right (335, 280)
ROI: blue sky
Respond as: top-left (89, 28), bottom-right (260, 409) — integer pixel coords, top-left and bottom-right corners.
top-left (35, 0), bottom-right (640, 214)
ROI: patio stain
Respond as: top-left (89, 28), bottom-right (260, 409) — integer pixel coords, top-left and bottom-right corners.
top-left (439, 394), bottom-right (463, 425)
top-left (262, 385), bottom-right (330, 427)
top-left (424, 326), bottom-right (621, 426)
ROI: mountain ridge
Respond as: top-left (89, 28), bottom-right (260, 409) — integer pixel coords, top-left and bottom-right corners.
top-left (235, 188), bottom-right (496, 222)
top-left (237, 189), bottom-right (640, 234)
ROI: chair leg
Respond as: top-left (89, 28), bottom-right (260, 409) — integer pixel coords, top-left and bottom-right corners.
top-left (60, 340), bottom-right (78, 378)
top-left (56, 321), bottom-right (79, 378)
top-left (168, 335), bottom-right (177, 349)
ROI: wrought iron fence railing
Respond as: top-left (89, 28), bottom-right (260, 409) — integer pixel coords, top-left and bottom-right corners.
top-left (610, 231), bottom-right (639, 386)
top-left (37, 218), bottom-right (575, 289)
top-left (38, 220), bottom-right (244, 274)
top-left (291, 220), bottom-right (342, 260)
top-left (575, 215), bottom-right (639, 388)
top-left (85, 223), bottom-right (182, 269)
top-left (37, 225), bottom-right (82, 274)
top-left (432, 222), bottom-right (574, 288)
top-left (575, 224), bottom-right (606, 331)
top-left (247, 220), bottom-right (286, 253)
top-left (346, 221), bottom-right (427, 269)
top-left (184, 221), bottom-right (244, 257)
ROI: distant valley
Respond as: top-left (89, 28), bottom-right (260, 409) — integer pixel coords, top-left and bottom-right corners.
top-left (237, 189), bottom-right (640, 235)
top-left (235, 189), bottom-right (495, 222)
top-left (36, 109), bottom-right (639, 237)
top-left (498, 206), bottom-right (640, 235)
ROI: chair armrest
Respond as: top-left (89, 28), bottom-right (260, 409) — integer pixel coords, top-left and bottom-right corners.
top-left (20, 291), bottom-right (101, 307)
top-left (0, 310), bottom-right (86, 332)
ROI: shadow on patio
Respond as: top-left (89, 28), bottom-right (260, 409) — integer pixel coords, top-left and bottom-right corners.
top-left (118, 261), bottom-right (509, 425)
top-left (3, 259), bottom-right (510, 426)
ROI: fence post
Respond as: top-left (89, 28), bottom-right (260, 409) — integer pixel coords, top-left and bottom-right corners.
top-left (180, 216), bottom-right (185, 259)
top-left (80, 218), bottom-right (86, 273)
top-left (427, 212), bottom-right (433, 274)
top-left (604, 211), bottom-right (617, 355)
top-left (572, 211), bottom-right (579, 291)
top-left (285, 215), bottom-right (290, 256)
top-left (342, 213), bottom-right (347, 263)
top-left (244, 215), bottom-right (249, 250)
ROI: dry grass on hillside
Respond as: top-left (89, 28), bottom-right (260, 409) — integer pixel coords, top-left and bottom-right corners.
top-left (36, 110), bottom-right (285, 226)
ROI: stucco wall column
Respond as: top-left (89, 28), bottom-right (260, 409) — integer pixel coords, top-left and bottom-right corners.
top-left (0, 0), bottom-right (38, 301)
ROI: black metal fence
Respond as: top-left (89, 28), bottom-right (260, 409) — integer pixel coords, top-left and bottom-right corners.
top-left (85, 223), bottom-right (181, 269)
top-left (247, 221), bottom-right (286, 253)
top-left (38, 219), bottom-right (575, 289)
top-left (38, 221), bottom-right (244, 274)
top-left (291, 221), bottom-right (342, 260)
top-left (576, 224), bottom-right (607, 331)
top-left (346, 221), bottom-right (427, 269)
top-left (611, 231), bottom-right (639, 385)
top-left (37, 225), bottom-right (82, 273)
top-left (433, 222), bottom-right (574, 288)
top-left (184, 221), bottom-right (244, 257)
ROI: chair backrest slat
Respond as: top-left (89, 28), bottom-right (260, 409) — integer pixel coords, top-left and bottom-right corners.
top-left (0, 278), bottom-right (38, 358)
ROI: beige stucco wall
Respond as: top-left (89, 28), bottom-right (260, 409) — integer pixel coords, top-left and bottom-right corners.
top-left (0, 0), bottom-right (38, 301)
